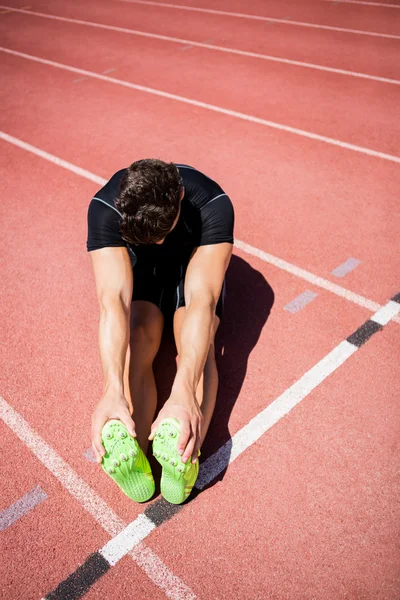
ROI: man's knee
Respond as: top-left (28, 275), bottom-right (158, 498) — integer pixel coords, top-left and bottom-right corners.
top-left (130, 322), bottom-right (156, 347)
top-left (129, 304), bottom-right (163, 363)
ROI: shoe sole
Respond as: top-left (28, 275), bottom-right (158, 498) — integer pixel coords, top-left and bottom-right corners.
top-left (101, 419), bottom-right (155, 503)
top-left (153, 418), bottom-right (198, 505)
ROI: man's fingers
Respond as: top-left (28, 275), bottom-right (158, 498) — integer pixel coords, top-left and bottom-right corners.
top-left (192, 425), bottom-right (202, 463)
top-left (91, 436), bottom-right (105, 464)
top-left (91, 417), bottom-right (106, 462)
top-left (182, 434), bottom-right (195, 464)
top-left (148, 417), bottom-right (160, 441)
top-left (120, 409), bottom-right (136, 437)
top-left (177, 424), bottom-right (191, 457)
top-left (92, 443), bottom-right (102, 464)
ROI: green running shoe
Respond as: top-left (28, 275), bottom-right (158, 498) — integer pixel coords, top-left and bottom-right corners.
top-left (101, 420), bottom-right (155, 503)
top-left (152, 418), bottom-right (199, 505)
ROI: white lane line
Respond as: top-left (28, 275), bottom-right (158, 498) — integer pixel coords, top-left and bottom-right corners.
top-left (83, 446), bottom-right (97, 462)
top-left (233, 239), bottom-right (400, 323)
top-left (195, 300), bottom-right (400, 488)
top-left (197, 296), bottom-right (400, 488)
top-left (116, 0), bottom-right (400, 39)
top-left (0, 131), bottom-right (105, 185)
top-left (130, 543), bottom-right (197, 600)
top-left (0, 397), bottom-right (123, 536)
top-left (2, 48), bottom-right (400, 165)
top-left (370, 300), bottom-right (400, 325)
top-left (0, 397), bottom-right (196, 600)
top-left (1, 6), bottom-right (399, 85)
top-left (330, 257), bottom-right (361, 278)
top-left (196, 340), bottom-right (358, 488)
top-left (99, 514), bottom-right (155, 566)
top-left (0, 485), bottom-right (48, 532)
top-left (284, 290), bottom-right (318, 313)
top-left (323, 0), bottom-right (400, 7)
top-left (1, 129), bottom-right (399, 324)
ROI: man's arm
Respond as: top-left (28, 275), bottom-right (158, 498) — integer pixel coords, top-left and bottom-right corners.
top-left (89, 246), bottom-right (135, 462)
top-left (149, 242), bottom-right (233, 463)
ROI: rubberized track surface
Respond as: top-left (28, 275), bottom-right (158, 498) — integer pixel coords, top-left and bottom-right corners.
top-left (1, 1), bottom-right (399, 598)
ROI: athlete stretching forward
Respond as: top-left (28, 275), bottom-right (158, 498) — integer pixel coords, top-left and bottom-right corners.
top-left (87, 159), bottom-right (234, 503)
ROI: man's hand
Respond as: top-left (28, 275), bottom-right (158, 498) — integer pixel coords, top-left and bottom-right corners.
top-left (91, 390), bottom-right (136, 463)
top-left (149, 381), bottom-right (203, 464)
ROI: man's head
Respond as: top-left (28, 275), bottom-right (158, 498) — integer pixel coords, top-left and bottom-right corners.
top-left (115, 159), bottom-right (183, 245)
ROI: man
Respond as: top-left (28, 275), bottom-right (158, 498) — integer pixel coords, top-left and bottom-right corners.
top-left (87, 159), bottom-right (234, 504)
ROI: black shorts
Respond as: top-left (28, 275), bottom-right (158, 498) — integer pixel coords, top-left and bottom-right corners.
top-left (132, 260), bottom-right (225, 320)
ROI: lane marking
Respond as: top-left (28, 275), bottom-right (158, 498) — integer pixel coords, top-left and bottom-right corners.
top-left (0, 4), bottom-right (28, 13)
top-left (99, 514), bottom-right (155, 566)
top-left (129, 542), bottom-right (198, 600)
top-left (0, 398), bottom-right (123, 536)
top-left (115, 0), bottom-right (400, 39)
top-left (323, 0), bottom-right (400, 7)
top-left (45, 553), bottom-right (110, 600)
top-left (331, 257), bottom-right (361, 278)
top-left (346, 319), bottom-right (382, 346)
top-left (0, 398), bottom-right (196, 600)
top-left (234, 239), bottom-right (400, 323)
top-left (0, 485), bottom-right (47, 532)
top-left (196, 295), bottom-right (400, 488)
top-left (284, 290), bottom-right (318, 313)
top-left (371, 299), bottom-right (400, 325)
top-left (0, 130), bottom-right (106, 185)
top-left (144, 495), bottom-right (183, 526)
top-left (83, 447), bottom-right (97, 463)
top-left (2, 49), bottom-right (400, 165)
top-left (197, 340), bottom-right (357, 487)
top-left (37, 293), bottom-right (400, 595)
top-left (2, 6), bottom-right (399, 85)
top-left (1, 130), bottom-right (399, 324)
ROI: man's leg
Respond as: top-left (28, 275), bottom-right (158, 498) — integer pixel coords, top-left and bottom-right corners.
top-left (123, 300), bottom-right (164, 453)
top-left (173, 306), bottom-right (220, 447)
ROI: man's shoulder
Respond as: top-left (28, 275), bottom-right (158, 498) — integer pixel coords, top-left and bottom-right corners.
top-left (176, 164), bottom-right (217, 186)
top-left (93, 168), bottom-right (127, 207)
top-left (176, 164), bottom-right (224, 209)
top-left (87, 169), bottom-right (128, 252)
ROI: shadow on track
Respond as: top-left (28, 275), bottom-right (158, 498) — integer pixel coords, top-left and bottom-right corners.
top-left (151, 254), bottom-right (274, 499)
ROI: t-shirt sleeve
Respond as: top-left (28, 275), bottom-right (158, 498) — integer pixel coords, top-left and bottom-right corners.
top-left (86, 198), bottom-right (127, 252)
top-left (199, 194), bottom-right (234, 246)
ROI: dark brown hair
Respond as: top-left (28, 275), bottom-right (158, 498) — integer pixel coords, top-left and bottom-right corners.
top-left (115, 159), bottom-right (182, 245)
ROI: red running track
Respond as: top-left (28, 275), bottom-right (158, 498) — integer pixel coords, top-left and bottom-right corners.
top-left (1, 0), bottom-right (399, 598)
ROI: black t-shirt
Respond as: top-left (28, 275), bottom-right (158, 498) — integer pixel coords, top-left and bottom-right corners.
top-left (86, 164), bottom-right (234, 268)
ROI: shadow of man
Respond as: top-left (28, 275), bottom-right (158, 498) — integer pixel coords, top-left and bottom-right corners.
top-left (152, 254), bottom-right (274, 498)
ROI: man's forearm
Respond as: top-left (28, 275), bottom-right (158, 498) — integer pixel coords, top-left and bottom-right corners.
top-left (98, 300), bottom-right (130, 391)
top-left (173, 299), bottom-right (215, 393)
